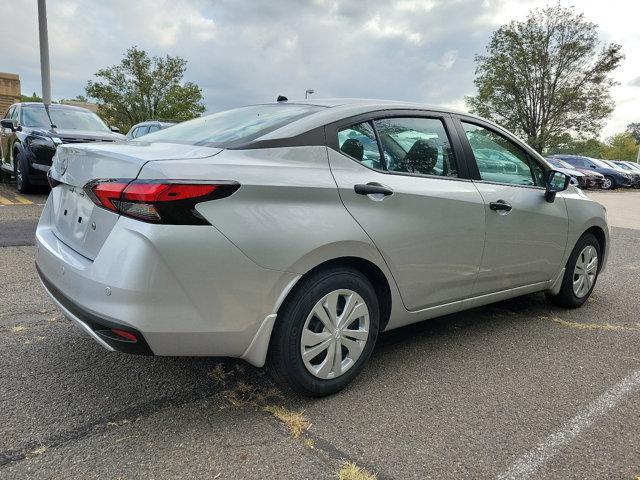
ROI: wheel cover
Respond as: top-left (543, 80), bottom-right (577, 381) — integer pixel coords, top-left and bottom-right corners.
top-left (300, 289), bottom-right (370, 380)
top-left (572, 245), bottom-right (598, 298)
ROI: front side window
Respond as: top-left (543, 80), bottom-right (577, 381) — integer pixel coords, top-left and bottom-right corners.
top-left (375, 117), bottom-right (458, 177)
top-left (338, 122), bottom-right (382, 170)
top-left (136, 126), bottom-right (150, 137)
top-left (462, 122), bottom-right (544, 186)
top-left (4, 107), bottom-right (15, 120)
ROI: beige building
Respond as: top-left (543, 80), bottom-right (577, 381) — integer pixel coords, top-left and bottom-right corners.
top-left (0, 72), bottom-right (21, 115)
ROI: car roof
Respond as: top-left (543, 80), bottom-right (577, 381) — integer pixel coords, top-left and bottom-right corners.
top-left (255, 98), bottom-right (476, 141)
top-left (15, 102), bottom-right (93, 113)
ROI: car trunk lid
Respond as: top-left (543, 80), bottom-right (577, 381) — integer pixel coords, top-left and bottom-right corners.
top-left (48, 142), bottom-right (222, 260)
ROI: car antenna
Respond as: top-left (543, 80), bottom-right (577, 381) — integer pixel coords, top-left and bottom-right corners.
top-left (44, 103), bottom-right (57, 129)
top-left (276, 95), bottom-right (288, 102)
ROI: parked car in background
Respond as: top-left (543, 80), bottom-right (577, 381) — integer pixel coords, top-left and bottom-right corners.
top-left (36, 99), bottom-right (609, 396)
top-left (607, 160), bottom-right (640, 187)
top-left (126, 120), bottom-right (176, 140)
top-left (619, 161), bottom-right (640, 173)
top-left (550, 154), bottom-right (634, 190)
top-left (545, 156), bottom-right (603, 189)
top-left (0, 103), bottom-right (125, 193)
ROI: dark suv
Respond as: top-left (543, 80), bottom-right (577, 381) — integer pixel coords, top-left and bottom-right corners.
top-left (549, 154), bottom-right (634, 190)
top-left (0, 103), bottom-right (125, 192)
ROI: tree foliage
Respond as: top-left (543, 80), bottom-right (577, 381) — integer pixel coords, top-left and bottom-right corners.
top-left (466, 5), bottom-right (623, 153)
top-left (85, 47), bottom-right (205, 132)
top-left (601, 132), bottom-right (639, 161)
top-left (626, 123), bottom-right (640, 143)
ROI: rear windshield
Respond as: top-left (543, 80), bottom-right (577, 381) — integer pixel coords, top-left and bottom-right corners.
top-left (140, 104), bottom-right (324, 148)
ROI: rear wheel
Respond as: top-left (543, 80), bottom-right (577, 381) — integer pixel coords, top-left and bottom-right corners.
top-left (601, 175), bottom-right (615, 190)
top-left (14, 151), bottom-right (34, 194)
top-left (545, 233), bottom-right (601, 308)
top-left (268, 266), bottom-right (379, 396)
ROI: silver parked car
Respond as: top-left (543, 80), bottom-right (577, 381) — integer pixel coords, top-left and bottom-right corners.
top-left (36, 99), bottom-right (609, 396)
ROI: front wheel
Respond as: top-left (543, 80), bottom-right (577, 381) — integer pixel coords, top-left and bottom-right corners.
top-left (267, 266), bottom-right (380, 396)
top-left (601, 175), bottom-right (615, 190)
top-left (14, 151), bottom-right (34, 194)
top-left (546, 233), bottom-right (601, 308)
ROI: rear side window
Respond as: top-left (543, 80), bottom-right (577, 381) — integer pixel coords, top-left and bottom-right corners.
top-left (374, 117), bottom-right (458, 177)
top-left (462, 122), bottom-right (544, 187)
top-left (141, 104), bottom-right (324, 147)
top-left (338, 122), bottom-right (383, 170)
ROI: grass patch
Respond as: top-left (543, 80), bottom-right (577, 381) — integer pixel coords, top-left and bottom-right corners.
top-left (263, 405), bottom-right (311, 439)
top-left (337, 462), bottom-right (376, 480)
top-left (545, 316), bottom-right (634, 331)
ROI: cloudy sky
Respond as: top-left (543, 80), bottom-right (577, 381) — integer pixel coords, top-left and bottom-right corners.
top-left (1, 0), bottom-right (637, 137)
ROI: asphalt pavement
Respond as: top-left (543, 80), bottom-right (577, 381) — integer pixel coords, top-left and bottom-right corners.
top-left (1, 183), bottom-right (639, 479)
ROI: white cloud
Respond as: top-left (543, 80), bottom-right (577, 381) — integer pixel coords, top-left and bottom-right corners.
top-left (0, 0), bottom-right (636, 138)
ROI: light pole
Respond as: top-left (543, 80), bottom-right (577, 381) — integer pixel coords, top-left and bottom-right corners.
top-left (37, 0), bottom-right (51, 107)
top-left (305, 89), bottom-right (314, 99)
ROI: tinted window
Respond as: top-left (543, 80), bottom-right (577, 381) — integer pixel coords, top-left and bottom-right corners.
top-left (141, 104), bottom-right (324, 147)
top-left (338, 122), bottom-right (382, 169)
top-left (374, 117), bottom-right (458, 177)
top-left (21, 106), bottom-right (110, 131)
top-left (462, 122), bottom-right (543, 186)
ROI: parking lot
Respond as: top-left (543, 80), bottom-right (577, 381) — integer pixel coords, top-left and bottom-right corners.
top-left (1, 182), bottom-right (639, 479)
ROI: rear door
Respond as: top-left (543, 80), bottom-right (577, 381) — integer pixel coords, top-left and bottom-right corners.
top-left (453, 116), bottom-right (568, 295)
top-left (327, 112), bottom-right (486, 311)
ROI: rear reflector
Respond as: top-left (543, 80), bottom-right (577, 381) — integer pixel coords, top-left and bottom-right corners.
top-left (111, 328), bottom-right (138, 342)
top-left (84, 179), bottom-right (240, 225)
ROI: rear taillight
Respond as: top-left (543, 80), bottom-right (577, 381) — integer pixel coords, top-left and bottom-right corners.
top-left (84, 179), bottom-right (240, 225)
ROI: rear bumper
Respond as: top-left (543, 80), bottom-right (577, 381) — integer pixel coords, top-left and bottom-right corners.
top-left (37, 264), bottom-right (153, 355)
top-left (35, 195), bottom-right (297, 361)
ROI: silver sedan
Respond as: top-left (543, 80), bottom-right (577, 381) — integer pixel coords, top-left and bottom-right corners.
top-left (36, 99), bottom-right (609, 396)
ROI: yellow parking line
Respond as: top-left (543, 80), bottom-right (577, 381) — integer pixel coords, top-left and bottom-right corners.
top-left (0, 194), bottom-right (13, 205)
top-left (13, 195), bottom-right (34, 205)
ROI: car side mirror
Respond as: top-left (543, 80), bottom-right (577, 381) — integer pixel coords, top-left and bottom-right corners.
top-left (545, 170), bottom-right (571, 203)
top-left (1, 118), bottom-right (18, 131)
top-left (110, 126), bottom-right (120, 133)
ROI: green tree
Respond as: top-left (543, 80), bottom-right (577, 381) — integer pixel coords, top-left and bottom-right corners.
top-left (601, 132), bottom-right (639, 161)
top-left (466, 4), bottom-right (623, 153)
top-left (20, 92), bottom-right (42, 102)
top-left (549, 135), bottom-right (605, 158)
top-left (626, 123), bottom-right (640, 143)
top-left (85, 46), bottom-right (205, 132)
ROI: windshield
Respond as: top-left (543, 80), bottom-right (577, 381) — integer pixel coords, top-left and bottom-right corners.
top-left (140, 104), bottom-right (324, 147)
top-left (546, 158), bottom-right (564, 168)
top-left (590, 158), bottom-right (612, 169)
top-left (21, 106), bottom-right (110, 132)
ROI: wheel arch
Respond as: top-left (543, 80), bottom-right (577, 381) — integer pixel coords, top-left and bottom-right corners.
top-left (240, 255), bottom-right (394, 368)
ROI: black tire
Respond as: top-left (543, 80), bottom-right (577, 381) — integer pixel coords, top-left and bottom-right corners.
top-left (545, 233), bottom-right (601, 309)
top-left (14, 150), bottom-right (34, 194)
top-left (602, 175), bottom-right (616, 190)
top-left (267, 266), bottom-right (380, 397)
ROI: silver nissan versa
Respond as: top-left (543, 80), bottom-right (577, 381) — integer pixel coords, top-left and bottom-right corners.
top-left (36, 99), bottom-right (609, 396)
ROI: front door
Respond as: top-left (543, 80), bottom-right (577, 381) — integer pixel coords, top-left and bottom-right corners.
top-left (456, 119), bottom-right (569, 295)
top-left (327, 114), bottom-right (486, 311)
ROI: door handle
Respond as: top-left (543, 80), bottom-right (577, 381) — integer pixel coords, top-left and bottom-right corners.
top-left (354, 183), bottom-right (394, 196)
top-left (489, 200), bottom-right (512, 212)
